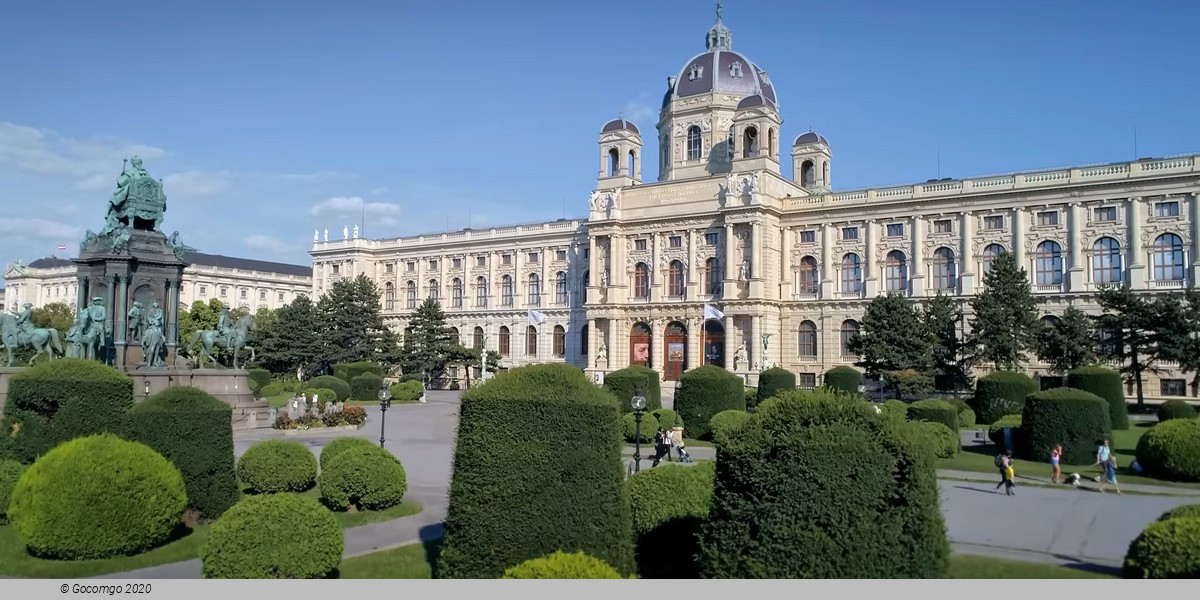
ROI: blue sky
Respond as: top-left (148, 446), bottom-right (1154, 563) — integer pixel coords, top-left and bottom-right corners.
top-left (2, 0), bottom-right (1198, 270)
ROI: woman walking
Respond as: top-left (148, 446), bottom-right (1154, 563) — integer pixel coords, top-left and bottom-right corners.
top-left (994, 450), bottom-right (1016, 495)
top-left (1050, 444), bottom-right (1062, 484)
top-left (1097, 453), bottom-right (1122, 494)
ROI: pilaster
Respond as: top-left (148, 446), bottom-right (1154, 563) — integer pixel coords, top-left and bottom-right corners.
top-left (911, 215), bottom-right (926, 297)
top-left (1128, 197), bottom-right (1145, 287)
top-left (722, 223), bottom-right (736, 300)
top-left (863, 220), bottom-right (878, 297)
top-left (960, 211), bottom-right (975, 295)
top-left (780, 226), bottom-right (793, 299)
top-left (687, 229), bottom-right (699, 298)
top-left (1068, 202), bottom-right (1085, 291)
top-left (819, 223), bottom-right (834, 300)
top-left (1013, 207), bottom-right (1027, 274)
top-left (749, 221), bottom-right (764, 297)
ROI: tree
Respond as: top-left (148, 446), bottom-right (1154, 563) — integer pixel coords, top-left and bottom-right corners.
top-left (255, 295), bottom-right (321, 376)
top-left (33, 302), bottom-right (74, 333)
top-left (1037, 306), bottom-right (1097, 374)
top-left (922, 292), bottom-right (971, 392)
top-left (397, 298), bottom-right (459, 382)
top-left (1152, 289), bottom-right (1200, 396)
top-left (968, 251), bottom-right (1041, 370)
top-left (847, 293), bottom-right (933, 397)
top-left (1094, 285), bottom-right (1167, 408)
top-left (317, 274), bottom-right (393, 366)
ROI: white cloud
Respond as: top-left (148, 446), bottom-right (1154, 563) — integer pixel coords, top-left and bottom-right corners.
top-left (0, 121), bottom-right (168, 190)
top-left (622, 97), bottom-right (657, 125)
top-left (369, 186), bottom-right (389, 195)
top-left (243, 234), bottom-right (288, 253)
top-left (163, 170), bottom-right (233, 197)
top-left (0, 217), bottom-right (84, 242)
top-left (280, 170), bottom-right (354, 183)
top-left (309, 195), bottom-right (401, 226)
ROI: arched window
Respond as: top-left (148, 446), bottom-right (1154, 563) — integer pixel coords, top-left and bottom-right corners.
top-left (528, 273), bottom-right (541, 305)
top-left (582, 269), bottom-right (590, 303)
top-left (473, 326), bottom-right (484, 350)
top-left (634, 262), bottom-right (650, 299)
top-left (726, 128), bottom-right (735, 161)
top-left (704, 258), bottom-right (722, 295)
top-left (932, 247), bottom-right (957, 291)
top-left (801, 160), bottom-right (815, 186)
top-left (501, 275), bottom-right (513, 306)
top-left (1152, 233), bottom-right (1185, 281)
top-left (687, 126), bottom-right (702, 160)
top-left (768, 128), bottom-right (777, 159)
top-left (668, 260), bottom-right (685, 296)
top-left (405, 281), bottom-right (417, 308)
top-left (798, 255), bottom-right (819, 294)
top-left (498, 326), bottom-right (510, 355)
top-left (475, 276), bottom-right (488, 307)
top-left (428, 279), bottom-right (440, 301)
top-left (982, 244), bottom-right (1005, 275)
top-left (885, 250), bottom-right (908, 292)
top-left (580, 324), bottom-right (589, 357)
top-left (743, 126), bottom-right (758, 158)
top-left (822, 161), bottom-right (829, 184)
top-left (608, 148), bottom-right (619, 177)
top-left (449, 327), bottom-right (460, 343)
top-left (555, 271), bottom-right (568, 304)
top-left (840, 319), bottom-right (860, 358)
top-left (525, 325), bottom-right (538, 356)
top-left (628, 150), bottom-right (636, 176)
top-left (798, 320), bottom-right (817, 358)
top-left (451, 278), bottom-right (463, 308)
top-left (1034, 241), bottom-right (1063, 286)
top-left (841, 253), bottom-right (862, 294)
top-left (1091, 237), bottom-right (1123, 285)
top-left (384, 282), bottom-right (395, 310)
top-left (1041, 315), bottom-right (1061, 329)
top-left (553, 325), bottom-right (565, 357)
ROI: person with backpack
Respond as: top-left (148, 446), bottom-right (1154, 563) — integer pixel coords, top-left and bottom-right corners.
top-left (994, 449), bottom-right (1015, 495)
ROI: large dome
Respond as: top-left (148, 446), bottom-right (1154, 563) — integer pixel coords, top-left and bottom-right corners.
top-left (661, 9), bottom-right (777, 109)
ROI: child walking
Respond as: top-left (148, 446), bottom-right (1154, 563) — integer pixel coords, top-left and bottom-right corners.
top-left (1097, 453), bottom-right (1121, 494)
top-left (1050, 444), bottom-right (1062, 484)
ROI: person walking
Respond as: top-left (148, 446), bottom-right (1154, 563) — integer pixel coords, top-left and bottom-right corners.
top-left (1050, 444), bottom-right (1063, 484)
top-left (650, 428), bottom-right (672, 468)
top-left (1093, 438), bottom-right (1112, 483)
top-left (1097, 452), bottom-right (1122, 494)
top-left (671, 426), bottom-right (693, 463)
top-left (994, 450), bottom-right (1016, 495)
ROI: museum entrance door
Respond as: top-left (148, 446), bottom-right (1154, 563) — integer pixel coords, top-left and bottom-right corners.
top-left (703, 319), bottom-right (725, 368)
top-left (664, 321), bottom-right (687, 381)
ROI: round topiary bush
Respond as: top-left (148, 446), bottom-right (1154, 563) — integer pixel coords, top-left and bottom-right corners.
top-left (622, 412), bottom-right (659, 444)
top-left (906, 399), bottom-right (960, 431)
top-left (1157, 504), bottom-right (1200, 522)
top-left (319, 437), bottom-right (378, 469)
top-left (260, 383), bottom-right (282, 399)
top-left (305, 375), bottom-right (350, 403)
top-left (910, 421), bottom-right (959, 458)
top-left (201, 493), bottom-right (343, 579)
top-left (823, 366), bottom-right (863, 396)
top-left (501, 550), bottom-right (624, 579)
top-left (756, 367), bottom-right (795, 407)
top-left (675, 365), bottom-right (746, 440)
top-left (604, 365), bottom-right (663, 412)
top-left (303, 388), bottom-right (337, 406)
top-left (0, 459), bottom-right (27, 523)
top-left (1068, 366), bottom-right (1129, 430)
top-left (970, 371), bottom-right (1038, 425)
top-left (651, 408), bottom-right (682, 430)
top-left (388, 380), bottom-right (424, 403)
top-left (988, 414), bottom-right (1023, 446)
top-left (7, 434), bottom-right (186, 559)
top-left (943, 398), bottom-right (976, 428)
top-left (1123, 517), bottom-right (1200, 579)
top-left (319, 445), bottom-right (407, 511)
top-left (237, 440), bottom-right (318, 493)
top-left (350, 373), bottom-right (384, 402)
top-left (1157, 400), bottom-right (1197, 423)
top-left (1020, 387), bottom-right (1111, 465)
top-left (627, 462), bottom-right (714, 579)
top-left (1136, 419), bottom-right (1200, 482)
top-left (709, 410), bottom-right (753, 446)
top-left (881, 399), bottom-right (909, 420)
top-left (247, 369), bottom-right (272, 395)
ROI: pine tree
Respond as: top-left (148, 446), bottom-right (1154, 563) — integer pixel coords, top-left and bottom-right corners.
top-left (922, 292), bottom-right (971, 391)
top-left (1157, 289), bottom-right (1200, 396)
top-left (1094, 285), bottom-right (1166, 408)
top-left (968, 251), bottom-right (1041, 370)
top-left (1037, 306), bottom-right (1097, 373)
top-left (847, 292), bottom-right (933, 395)
top-left (317, 274), bottom-right (393, 365)
top-left (256, 295), bottom-right (321, 375)
top-left (398, 297), bottom-right (460, 381)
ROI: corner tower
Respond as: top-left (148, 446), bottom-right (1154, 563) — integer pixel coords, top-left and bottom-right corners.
top-left (598, 118), bottom-right (643, 188)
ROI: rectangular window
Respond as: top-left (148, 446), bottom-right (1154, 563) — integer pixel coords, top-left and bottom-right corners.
top-left (476, 256), bottom-right (486, 268)
top-left (240, 289), bottom-right (248, 299)
top-left (798, 373), bottom-right (817, 388)
top-left (669, 236), bottom-right (682, 248)
top-left (1037, 211), bottom-right (1059, 226)
top-left (406, 262), bottom-right (415, 272)
top-left (934, 219), bottom-right (953, 234)
top-left (886, 223), bottom-right (904, 237)
top-left (583, 248), bottom-right (590, 259)
top-left (1094, 206), bottom-right (1117, 222)
top-left (332, 264), bottom-right (341, 275)
top-left (452, 258), bottom-right (462, 269)
top-left (385, 263), bottom-right (394, 274)
top-left (983, 215), bottom-right (1004, 230)
top-left (635, 239), bottom-right (648, 251)
top-left (1155, 201), bottom-right (1180, 218)
top-left (220, 287), bottom-right (228, 297)
top-left (528, 252), bottom-right (539, 264)
top-left (799, 230), bottom-right (816, 243)
top-left (277, 292), bottom-right (284, 302)
top-left (1161, 379), bottom-right (1187, 397)
top-left (556, 250), bottom-right (567, 261)
top-left (428, 259), bottom-right (438, 270)
top-left (502, 254), bottom-right (512, 265)
top-left (199, 285), bottom-right (207, 296)
top-left (842, 227), bottom-right (859, 241)
top-left (705, 232), bottom-right (719, 245)
top-left (259, 291), bottom-right (266, 301)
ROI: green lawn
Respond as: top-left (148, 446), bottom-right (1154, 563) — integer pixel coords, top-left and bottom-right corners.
top-left (941, 422), bottom-right (1200, 490)
top-left (948, 554), bottom-right (1116, 579)
top-left (337, 538), bottom-right (443, 578)
top-left (265, 392), bottom-right (292, 408)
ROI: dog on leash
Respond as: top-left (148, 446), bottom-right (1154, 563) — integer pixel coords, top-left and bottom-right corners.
top-left (1063, 472), bottom-right (1084, 486)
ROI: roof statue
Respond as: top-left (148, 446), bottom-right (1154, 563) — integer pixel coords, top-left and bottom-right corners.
top-left (82, 156), bottom-right (170, 254)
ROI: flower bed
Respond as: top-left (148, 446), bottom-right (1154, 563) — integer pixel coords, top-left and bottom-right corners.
top-left (272, 405), bottom-right (366, 431)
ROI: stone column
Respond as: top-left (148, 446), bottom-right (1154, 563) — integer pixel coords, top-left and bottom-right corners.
top-left (612, 234), bottom-right (626, 303)
top-left (487, 251), bottom-right (497, 307)
top-left (723, 223), bottom-right (736, 299)
top-left (1013, 207), bottom-right (1027, 274)
top-left (115, 275), bottom-right (127, 345)
top-left (653, 320), bottom-right (665, 371)
top-left (751, 314), bottom-right (762, 371)
top-left (539, 246), bottom-right (549, 307)
top-left (1128, 197), bottom-right (1144, 287)
top-left (864, 220), bottom-right (878, 298)
top-left (587, 236), bottom-right (598, 299)
top-left (1191, 192), bottom-right (1200, 283)
top-left (750, 221), bottom-right (764, 297)
top-left (780, 226), bottom-right (793, 300)
top-left (650, 233), bottom-right (661, 301)
top-left (166, 279), bottom-right (178, 346)
top-left (691, 316), bottom-right (704, 371)
top-left (960, 211), bottom-right (975, 294)
top-left (76, 276), bottom-right (88, 313)
top-left (820, 223), bottom-right (834, 299)
top-left (687, 229), bottom-right (698, 297)
top-left (1068, 202), bottom-right (1085, 291)
top-left (587, 318), bottom-right (597, 368)
top-left (723, 314), bottom-right (734, 372)
top-left (911, 216), bottom-right (925, 297)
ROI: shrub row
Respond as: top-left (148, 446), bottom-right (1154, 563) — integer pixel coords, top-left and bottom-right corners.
top-left (970, 371), bottom-right (1037, 425)
top-left (305, 375), bottom-right (350, 403)
top-left (1157, 400), bottom-right (1197, 422)
top-left (823, 366), bottom-right (862, 396)
top-left (333, 361), bottom-right (384, 383)
top-left (627, 462), bottom-right (714, 579)
top-left (756, 367), bottom-right (795, 407)
top-left (675, 365), bottom-right (745, 440)
top-left (1067, 366), bottom-right (1129, 430)
top-left (350, 373), bottom-right (384, 402)
top-left (907, 399), bottom-right (960, 431)
top-left (1021, 387), bottom-right (1111, 465)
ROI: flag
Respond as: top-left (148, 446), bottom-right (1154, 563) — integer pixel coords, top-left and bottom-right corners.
top-left (704, 304), bottom-right (725, 321)
top-left (528, 309), bottom-right (547, 325)
top-left (56, 244), bottom-right (66, 251)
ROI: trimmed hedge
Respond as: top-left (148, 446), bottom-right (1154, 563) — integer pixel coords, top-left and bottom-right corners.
top-left (1020, 388), bottom-right (1111, 465)
top-left (696, 393), bottom-right (950, 578)
top-left (319, 445), bottom-right (407, 511)
top-left (319, 437), bottom-right (378, 469)
top-left (0, 459), bottom-right (27, 522)
top-left (350, 373), bottom-right (384, 402)
top-left (756, 367), bottom-right (795, 407)
top-left (8, 434), bottom-right (186, 559)
top-left (201, 493), bottom-right (343, 579)
top-left (709, 410), bottom-right (753, 446)
top-left (389, 380), bottom-right (424, 403)
top-left (622, 412), bottom-right (659, 444)
top-left (911, 421), bottom-right (959, 458)
top-left (333, 361), bottom-right (384, 383)
top-left (970, 371), bottom-right (1038, 425)
top-left (305, 375), bottom-right (350, 402)
top-left (124, 386), bottom-right (239, 520)
top-left (501, 551), bottom-right (624, 579)
top-left (675, 365), bottom-right (745, 440)
top-left (1135, 419), bottom-right (1200, 482)
top-left (988, 415), bottom-right (1023, 447)
top-left (604, 365), bottom-right (662, 412)
top-left (438, 363), bottom-right (635, 579)
top-left (881, 399), bottom-right (909, 420)
top-left (1157, 400), bottom-right (1197, 423)
top-left (651, 408), bottom-right (681, 430)
top-left (1067, 366), bottom-right (1128, 430)
top-left (0, 359), bottom-right (134, 464)
top-left (907, 399), bottom-right (960, 431)
top-left (823, 366), bottom-right (862, 396)
top-left (627, 462), bottom-right (715, 579)
top-left (1157, 504), bottom-right (1200, 522)
top-left (943, 398), bottom-right (976, 428)
top-left (1123, 517), bottom-right (1200, 579)
top-left (260, 383), bottom-right (282, 398)
top-left (303, 388), bottom-right (337, 405)
top-left (237, 440), bottom-right (318, 493)
top-left (247, 369), bottom-right (272, 395)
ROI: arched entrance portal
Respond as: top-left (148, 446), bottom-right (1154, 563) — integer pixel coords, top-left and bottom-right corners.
top-left (664, 321), bottom-right (688, 381)
top-left (703, 319), bottom-right (725, 368)
top-left (630, 322), bottom-right (652, 368)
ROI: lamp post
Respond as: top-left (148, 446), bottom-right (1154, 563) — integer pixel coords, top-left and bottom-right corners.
top-left (377, 384), bottom-right (392, 448)
top-left (631, 388), bottom-right (647, 473)
top-left (143, 379), bottom-right (150, 402)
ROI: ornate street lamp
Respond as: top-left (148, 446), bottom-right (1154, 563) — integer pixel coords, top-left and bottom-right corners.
top-left (378, 383), bottom-right (392, 448)
top-left (143, 379), bottom-right (150, 402)
top-left (631, 387), bottom-right (647, 473)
